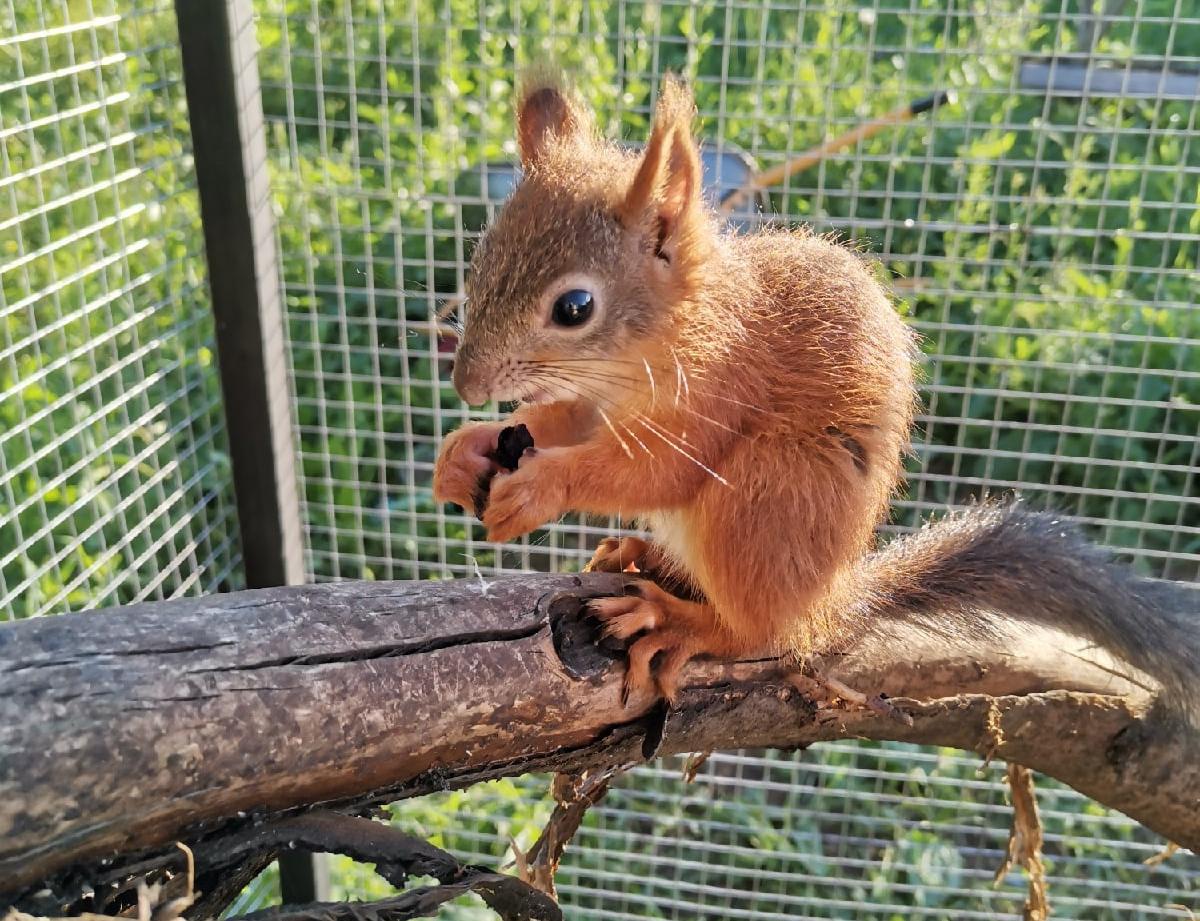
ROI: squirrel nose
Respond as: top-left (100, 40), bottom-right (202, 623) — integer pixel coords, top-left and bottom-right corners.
top-left (452, 359), bottom-right (490, 406)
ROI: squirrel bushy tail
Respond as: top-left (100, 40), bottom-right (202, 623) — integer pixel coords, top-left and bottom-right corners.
top-left (854, 501), bottom-right (1199, 719)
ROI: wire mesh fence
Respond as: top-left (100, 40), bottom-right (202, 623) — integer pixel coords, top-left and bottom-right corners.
top-left (256, 0), bottom-right (1199, 586)
top-left (247, 0), bottom-right (1199, 917)
top-left (0, 1), bottom-right (242, 620)
top-left (4, 0), bottom-right (1199, 917)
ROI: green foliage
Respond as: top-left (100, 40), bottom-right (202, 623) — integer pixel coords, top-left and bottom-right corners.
top-left (0, 4), bottom-right (240, 618)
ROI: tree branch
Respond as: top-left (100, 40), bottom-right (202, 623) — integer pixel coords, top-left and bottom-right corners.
top-left (1, 574), bottom-right (1193, 917)
top-left (202, 812), bottom-right (559, 921)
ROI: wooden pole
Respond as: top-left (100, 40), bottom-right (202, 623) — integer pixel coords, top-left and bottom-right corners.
top-left (719, 91), bottom-right (952, 215)
top-left (174, 0), bottom-right (305, 591)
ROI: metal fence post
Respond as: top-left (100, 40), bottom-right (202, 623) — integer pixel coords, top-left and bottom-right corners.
top-left (174, 0), bottom-right (326, 904)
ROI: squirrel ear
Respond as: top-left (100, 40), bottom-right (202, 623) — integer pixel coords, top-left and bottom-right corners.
top-left (620, 76), bottom-right (702, 250)
top-left (515, 70), bottom-right (590, 169)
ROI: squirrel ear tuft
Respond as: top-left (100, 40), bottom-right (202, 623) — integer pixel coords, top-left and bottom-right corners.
top-left (515, 68), bottom-right (591, 169)
top-left (619, 75), bottom-right (702, 238)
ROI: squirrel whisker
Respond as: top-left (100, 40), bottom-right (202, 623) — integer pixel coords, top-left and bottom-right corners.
top-left (524, 356), bottom-right (646, 365)
top-left (538, 361), bottom-right (745, 440)
top-left (670, 347), bottom-right (689, 408)
top-left (633, 411), bottom-right (696, 449)
top-left (676, 401), bottom-right (743, 438)
top-left (525, 372), bottom-right (660, 462)
top-left (704, 389), bottom-right (775, 415)
top-left (633, 415), bottom-right (732, 488)
top-left (523, 371), bottom-right (630, 417)
top-left (597, 408), bottom-right (635, 460)
top-left (527, 375), bottom-right (699, 474)
top-left (526, 366), bottom-right (648, 410)
top-left (618, 420), bottom-right (654, 457)
top-left (534, 354), bottom-right (690, 377)
top-left (643, 358), bottom-right (658, 409)
top-left (536, 363), bottom-right (743, 448)
top-left (529, 361), bottom-right (642, 386)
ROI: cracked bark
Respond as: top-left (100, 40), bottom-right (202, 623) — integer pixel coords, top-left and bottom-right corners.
top-left (1, 573), bottom-right (1196, 917)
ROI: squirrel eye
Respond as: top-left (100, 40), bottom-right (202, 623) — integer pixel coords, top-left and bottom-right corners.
top-left (550, 289), bottom-right (595, 328)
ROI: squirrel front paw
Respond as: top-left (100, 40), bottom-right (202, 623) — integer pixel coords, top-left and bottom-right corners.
top-left (482, 448), bottom-right (565, 543)
top-left (432, 421), bottom-right (506, 511)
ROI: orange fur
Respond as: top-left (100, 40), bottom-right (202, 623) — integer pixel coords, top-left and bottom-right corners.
top-left (433, 71), bottom-right (918, 704)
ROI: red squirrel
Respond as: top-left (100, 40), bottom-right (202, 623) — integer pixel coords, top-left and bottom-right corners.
top-left (432, 71), bottom-right (1198, 716)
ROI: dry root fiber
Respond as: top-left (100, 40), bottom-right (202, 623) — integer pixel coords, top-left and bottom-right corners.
top-left (994, 763), bottom-right (1049, 921)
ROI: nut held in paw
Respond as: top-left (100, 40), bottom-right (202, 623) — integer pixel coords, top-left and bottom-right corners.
top-left (471, 423), bottom-right (535, 520)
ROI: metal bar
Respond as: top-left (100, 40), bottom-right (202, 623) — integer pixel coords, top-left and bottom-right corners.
top-left (1019, 59), bottom-right (1200, 100)
top-left (275, 852), bottom-right (332, 904)
top-left (174, 0), bottom-right (313, 903)
top-left (174, 0), bottom-right (304, 589)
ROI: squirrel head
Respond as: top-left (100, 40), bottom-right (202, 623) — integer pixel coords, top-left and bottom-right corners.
top-left (452, 70), bottom-right (714, 407)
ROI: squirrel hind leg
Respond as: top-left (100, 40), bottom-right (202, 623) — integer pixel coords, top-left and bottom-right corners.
top-left (584, 536), bottom-right (653, 573)
top-left (585, 536), bottom-right (708, 603)
top-left (589, 580), bottom-right (740, 706)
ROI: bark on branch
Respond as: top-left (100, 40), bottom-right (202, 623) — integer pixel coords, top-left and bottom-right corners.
top-left (1, 574), bottom-right (1194, 916)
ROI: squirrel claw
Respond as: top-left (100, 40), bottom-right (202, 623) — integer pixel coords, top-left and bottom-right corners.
top-left (589, 588), bottom-right (700, 707)
top-left (589, 594), bottom-right (659, 640)
top-left (432, 421), bottom-right (504, 510)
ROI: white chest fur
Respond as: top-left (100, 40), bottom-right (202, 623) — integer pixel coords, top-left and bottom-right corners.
top-left (640, 509), bottom-right (699, 578)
